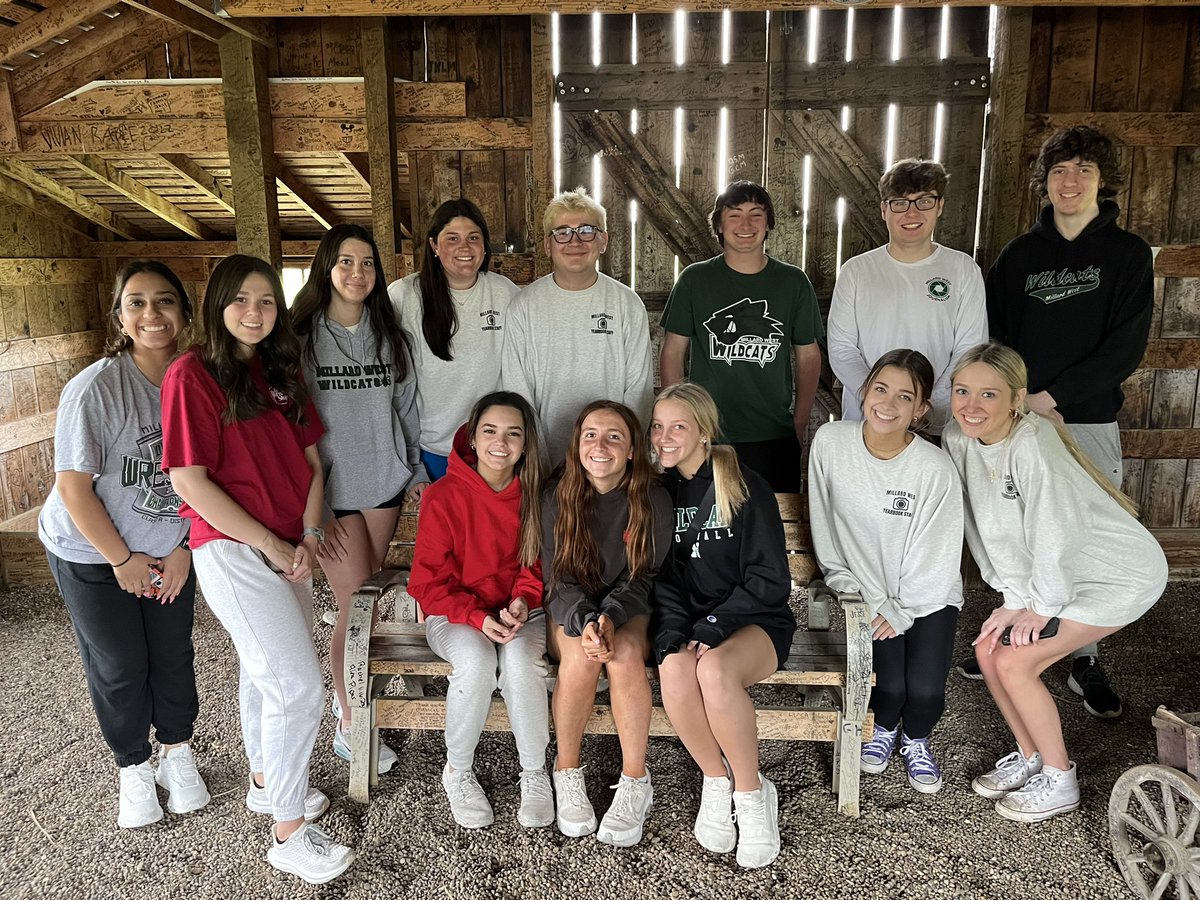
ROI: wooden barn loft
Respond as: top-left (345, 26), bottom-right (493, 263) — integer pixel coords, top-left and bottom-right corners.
top-left (0, 1), bottom-right (1198, 584)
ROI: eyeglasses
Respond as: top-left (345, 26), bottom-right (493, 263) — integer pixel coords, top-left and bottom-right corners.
top-left (548, 224), bottom-right (603, 243)
top-left (884, 195), bottom-right (940, 213)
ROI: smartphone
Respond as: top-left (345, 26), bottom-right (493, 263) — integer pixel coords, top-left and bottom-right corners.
top-left (1000, 616), bottom-right (1060, 646)
top-left (146, 565), bottom-right (164, 599)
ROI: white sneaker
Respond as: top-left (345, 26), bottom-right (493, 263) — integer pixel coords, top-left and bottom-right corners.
top-left (972, 750), bottom-right (1043, 799)
top-left (995, 763), bottom-right (1081, 823)
top-left (552, 766), bottom-right (597, 837)
top-left (733, 775), bottom-right (781, 869)
top-left (267, 822), bottom-right (354, 885)
top-left (155, 745), bottom-right (211, 814)
top-left (597, 773), bottom-right (654, 847)
top-left (332, 722), bottom-right (398, 775)
top-left (442, 764), bottom-right (493, 829)
top-left (245, 775), bottom-right (330, 822)
top-left (517, 768), bottom-right (554, 828)
top-left (694, 773), bottom-right (736, 854)
top-left (117, 762), bottom-right (163, 829)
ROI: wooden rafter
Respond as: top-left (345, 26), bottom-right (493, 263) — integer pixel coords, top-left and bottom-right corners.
top-left (0, 0), bottom-right (117, 64)
top-left (275, 166), bottom-right (339, 230)
top-left (11, 8), bottom-right (156, 93)
top-left (565, 111), bottom-right (720, 267)
top-left (218, 0), bottom-right (1200, 13)
top-left (0, 158), bottom-right (148, 239)
top-left (120, 0), bottom-right (234, 44)
top-left (0, 70), bottom-right (17, 153)
top-left (156, 153), bottom-right (235, 214)
top-left (0, 170), bottom-right (95, 239)
top-left (168, 0), bottom-right (271, 45)
top-left (336, 149), bottom-right (413, 238)
top-left (556, 59), bottom-right (991, 112)
top-left (771, 109), bottom-right (889, 248)
top-left (64, 153), bottom-right (222, 240)
top-left (12, 14), bottom-right (182, 118)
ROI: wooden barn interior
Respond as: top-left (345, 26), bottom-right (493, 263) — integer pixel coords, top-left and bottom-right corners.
top-left (0, 0), bottom-right (1197, 585)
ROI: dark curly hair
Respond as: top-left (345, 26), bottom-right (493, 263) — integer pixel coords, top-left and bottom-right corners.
top-left (104, 259), bottom-right (193, 357)
top-left (710, 180), bottom-right (775, 246)
top-left (1031, 125), bottom-right (1122, 201)
top-left (879, 159), bottom-right (948, 201)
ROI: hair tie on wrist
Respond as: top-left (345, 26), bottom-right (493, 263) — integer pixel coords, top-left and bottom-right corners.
top-left (113, 550), bottom-right (133, 567)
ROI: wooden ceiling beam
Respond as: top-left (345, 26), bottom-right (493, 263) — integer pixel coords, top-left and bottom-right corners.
top-left (0, 171), bottom-right (96, 239)
top-left (0, 158), bottom-right (149, 239)
top-left (0, 0), bottom-right (117, 64)
top-left (156, 153), bottom-right (236, 214)
top-left (119, 0), bottom-right (232, 44)
top-left (12, 14), bottom-right (182, 118)
top-left (275, 166), bottom-right (339, 230)
top-left (217, 0), bottom-right (1200, 14)
top-left (0, 71), bottom-right (17, 153)
top-left (171, 0), bottom-right (271, 45)
top-left (10, 7), bottom-right (155, 93)
top-left (65, 153), bottom-right (222, 240)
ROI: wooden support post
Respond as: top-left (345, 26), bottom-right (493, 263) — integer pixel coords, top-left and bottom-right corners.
top-left (978, 8), bottom-right (1033, 272)
top-left (0, 71), bottom-right (17, 153)
top-left (219, 32), bottom-right (281, 270)
top-left (530, 15), bottom-right (554, 278)
top-left (362, 18), bottom-right (402, 285)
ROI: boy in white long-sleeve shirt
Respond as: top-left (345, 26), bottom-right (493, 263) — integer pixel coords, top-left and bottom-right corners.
top-left (502, 188), bottom-right (652, 463)
top-left (827, 159), bottom-right (988, 433)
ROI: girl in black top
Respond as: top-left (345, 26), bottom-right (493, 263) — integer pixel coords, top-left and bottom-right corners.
top-left (650, 382), bottom-right (793, 870)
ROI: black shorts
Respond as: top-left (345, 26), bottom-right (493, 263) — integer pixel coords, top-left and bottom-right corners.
top-left (331, 486), bottom-right (406, 519)
top-left (764, 621), bottom-right (797, 671)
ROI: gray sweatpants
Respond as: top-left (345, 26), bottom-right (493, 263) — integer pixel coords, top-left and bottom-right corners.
top-left (193, 540), bottom-right (322, 822)
top-left (425, 612), bottom-right (550, 772)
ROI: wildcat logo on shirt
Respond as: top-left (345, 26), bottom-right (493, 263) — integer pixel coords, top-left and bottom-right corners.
top-left (314, 364), bottom-right (392, 391)
top-left (703, 298), bottom-right (782, 367)
top-left (674, 505), bottom-right (733, 558)
top-left (883, 489), bottom-right (915, 518)
top-left (121, 426), bottom-right (182, 519)
top-left (1025, 266), bottom-right (1101, 304)
top-left (1001, 475), bottom-right (1020, 500)
top-left (480, 309), bottom-right (503, 332)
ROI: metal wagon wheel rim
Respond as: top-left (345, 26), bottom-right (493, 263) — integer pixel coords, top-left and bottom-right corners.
top-left (1109, 764), bottom-right (1200, 900)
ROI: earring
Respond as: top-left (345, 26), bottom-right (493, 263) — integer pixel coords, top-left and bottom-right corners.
top-left (1009, 408), bottom-right (1019, 419)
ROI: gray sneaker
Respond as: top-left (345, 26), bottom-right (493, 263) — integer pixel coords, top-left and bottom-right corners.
top-left (517, 768), bottom-right (554, 828)
top-left (597, 774), bottom-right (653, 847)
top-left (972, 750), bottom-right (1043, 799)
top-left (267, 822), bottom-right (354, 885)
top-left (995, 763), bottom-right (1080, 823)
top-left (442, 764), bottom-right (493, 829)
top-left (733, 776), bottom-right (781, 869)
top-left (117, 762), bottom-right (163, 829)
top-left (553, 766), bottom-right (597, 837)
top-left (155, 744), bottom-right (211, 814)
top-left (693, 773), bottom-right (736, 853)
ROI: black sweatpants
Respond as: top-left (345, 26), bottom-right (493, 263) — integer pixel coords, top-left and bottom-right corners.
top-left (870, 604), bottom-right (959, 739)
top-left (48, 552), bottom-right (199, 767)
top-left (732, 434), bottom-right (803, 493)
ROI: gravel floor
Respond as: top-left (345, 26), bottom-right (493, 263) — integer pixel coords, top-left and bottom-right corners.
top-left (0, 579), bottom-right (1196, 900)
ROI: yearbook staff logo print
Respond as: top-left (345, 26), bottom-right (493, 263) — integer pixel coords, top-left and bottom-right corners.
top-left (926, 277), bottom-right (951, 302)
top-left (703, 298), bottom-right (783, 367)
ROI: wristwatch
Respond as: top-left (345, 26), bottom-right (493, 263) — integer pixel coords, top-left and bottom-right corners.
top-left (301, 526), bottom-right (325, 544)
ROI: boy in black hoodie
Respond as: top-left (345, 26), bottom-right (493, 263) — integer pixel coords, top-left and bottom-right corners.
top-left (970, 125), bottom-right (1153, 718)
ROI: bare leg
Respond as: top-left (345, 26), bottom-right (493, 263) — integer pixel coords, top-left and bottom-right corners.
top-left (606, 616), bottom-right (652, 778)
top-left (694, 626), bottom-right (778, 791)
top-left (326, 507), bottom-right (401, 728)
top-left (547, 624), bottom-right (601, 770)
top-left (659, 652), bottom-right (727, 778)
top-left (978, 620), bottom-right (1119, 769)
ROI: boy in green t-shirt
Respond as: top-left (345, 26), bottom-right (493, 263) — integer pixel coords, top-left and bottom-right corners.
top-left (659, 181), bottom-right (823, 491)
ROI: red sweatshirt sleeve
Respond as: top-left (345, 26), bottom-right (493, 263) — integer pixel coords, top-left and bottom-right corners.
top-left (512, 558), bottom-right (544, 611)
top-left (407, 498), bottom-right (490, 629)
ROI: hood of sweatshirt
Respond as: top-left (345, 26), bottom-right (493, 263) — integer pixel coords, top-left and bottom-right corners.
top-left (1030, 198), bottom-right (1121, 243)
top-left (446, 422), bottom-right (525, 502)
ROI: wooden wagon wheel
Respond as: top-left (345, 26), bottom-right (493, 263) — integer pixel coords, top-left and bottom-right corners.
top-left (1109, 765), bottom-right (1200, 900)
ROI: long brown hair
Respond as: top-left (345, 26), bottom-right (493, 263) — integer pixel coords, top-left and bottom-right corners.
top-left (199, 254), bottom-right (309, 425)
top-left (552, 400), bottom-right (656, 591)
top-left (105, 259), bottom-right (193, 357)
top-left (466, 391), bottom-right (543, 566)
top-left (858, 348), bottom-right (935, 432)
top-left (291, 224), bottom-right (410, 378)
top-left (419, 199), bottom-right (493, 361)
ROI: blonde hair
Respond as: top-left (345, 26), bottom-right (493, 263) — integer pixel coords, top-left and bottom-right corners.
top-left (654, 382), bottom-right (748, 526)
top-left (952, 342), bottom-right (1139, 517)
top-left (543, 186), bottom-right (607, 234)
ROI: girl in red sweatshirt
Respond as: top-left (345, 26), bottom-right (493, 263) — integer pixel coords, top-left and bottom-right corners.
top-left (408, 391), bottom-right (550, 830)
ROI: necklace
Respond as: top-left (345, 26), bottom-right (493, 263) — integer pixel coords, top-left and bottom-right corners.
top-left (863, 433), bottom-right (910, 461)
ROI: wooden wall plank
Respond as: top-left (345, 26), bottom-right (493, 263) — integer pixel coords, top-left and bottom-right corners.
top-left (0, 259), bottom-right (101, 286)
top-left (0, 411), bottom-right (54, 455)
top-left (631, 13), bottom-right (678, 295)
top-left (1047, 8), bottom-right (1098, 112)
top-left (940, 7), bottom-right (990, 254)
top-left (500, 17), bottom-right (533, 254)
top-left (362, 18), bottom-right (402, 284)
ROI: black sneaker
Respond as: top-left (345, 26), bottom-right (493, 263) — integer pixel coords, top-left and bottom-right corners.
top-left (954, 654), bottom-right (984, 680)
top-left (1067, 656), bottom-right (1122, 718)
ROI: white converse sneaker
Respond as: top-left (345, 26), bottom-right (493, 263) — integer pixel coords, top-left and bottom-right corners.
top-left (972, 750), bottom-right (1043, 799)
top-left (267, 822), bottom-right (354, 885)
top-left (733, 775), bottom-right (781, 869)
top-left (517, 768), bottom-right (554, 828)
top-left (117, 761), bottom-right (163, 829)
top-left (597, 773), bottom-right (654, 847)
top-left (332, 722), bottom-right (398, 775)
top-left (155, 744), bottom-right (210, 814)
top-left (245, 775), bottom-right (330, 822)
top-left (995, 763), bottom-right (1081, 823)
top-left (694, 773), bottom-right (736, 853)
top-left (442, 764), bottom-right (493, 829)
top-left (552, 766), bottom-right (597, 837)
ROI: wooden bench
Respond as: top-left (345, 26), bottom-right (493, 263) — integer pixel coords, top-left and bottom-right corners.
top-left (342, 494), bottom-right (875, 817)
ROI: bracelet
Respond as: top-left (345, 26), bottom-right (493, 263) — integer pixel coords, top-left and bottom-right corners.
top-left (301, 526), bottom-right (325, 544)
top-left (112, 550), bottom-right (133, 568)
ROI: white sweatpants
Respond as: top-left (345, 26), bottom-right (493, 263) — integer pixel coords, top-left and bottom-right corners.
top-left (424, 611), bottom-right (550, 772)
top-left (193, 540), bottom-right (322, 822)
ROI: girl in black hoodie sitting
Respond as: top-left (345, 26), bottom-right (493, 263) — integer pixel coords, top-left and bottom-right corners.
top-left (650, 382), bottom-right (794, 870)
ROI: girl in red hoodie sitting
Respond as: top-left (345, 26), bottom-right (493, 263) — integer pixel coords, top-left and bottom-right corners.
top-left (408, 391), bottom-right (550, 830)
